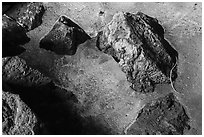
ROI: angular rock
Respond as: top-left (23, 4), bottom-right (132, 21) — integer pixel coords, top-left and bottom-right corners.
top-left (97, 12), bottom-right (178, 93)
top-left (2, 91), bottom-right (38, 135)
top-left (2, 56), bottom-right (51, 88)
top-left (5, 2), bottom-right (45, 31)
top-left (2, 15), bottom-right (30, 57)
top-left (126, 93), bottom-right (191, 135)
top-left (39, 15), bottom-right (91, 55)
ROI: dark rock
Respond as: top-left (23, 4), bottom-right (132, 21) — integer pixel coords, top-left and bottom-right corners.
top-left (2, 56), bottom-right (51, 88)
top-left (5, 2), bottom-right (45, 31)
top-left (2, 15), bottom-right (30, 57)
top-left (39, 15), bottom-right (91, 55)
top-left (126, 93), bottom-right (191, 135)
top-left (97, 12), bottom-right (178, 93)
top-left (2, 91), bottom-right (38, 135)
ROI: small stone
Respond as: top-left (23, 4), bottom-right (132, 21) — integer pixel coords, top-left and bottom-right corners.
top-left (39, 15), bottom-right (90, 55)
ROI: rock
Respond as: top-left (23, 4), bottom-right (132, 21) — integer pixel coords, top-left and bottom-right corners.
top-left (2, 91), bottom-right (38, 135)
top-left (5, 2), bottom-right (45, 31)
top-left (2, 15), bottom-right (30, 57)
top-left (39, 15), bottom-right (91, 55)
top-left (2, 56), bottom-right (51, 88)
top-left (126, 93), bottom-right (191, 135)
top-left (97, 12), bottom-right (178, 93)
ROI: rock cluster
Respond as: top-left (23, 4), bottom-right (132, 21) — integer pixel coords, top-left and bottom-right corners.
top-left (2, 3), bottom-right (193, 135)
top-left (2, 2), bottom-right (47, 135)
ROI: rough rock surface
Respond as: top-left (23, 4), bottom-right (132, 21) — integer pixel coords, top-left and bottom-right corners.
top-left (39, 16), bottom-right (90, 55)
top-left (127, 93), bottom-right (191, 135)
top-left (97, 12), bottom-right (178, 93)
top-left (2, 56), bottom-right (51, 87)
top-left (5, 2), bottom-right (45, 31)
top-left (2, 15), bottom-right (30, 57)
top-left (2, 91), bottom-right (38, 135)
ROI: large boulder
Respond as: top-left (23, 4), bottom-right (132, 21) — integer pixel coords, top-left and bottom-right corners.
top-left (2, 15), bottom-right (30, 57)
top-left (39, 16), bottom-right (91, 55)
top-left (97, 12), bottom-right (178, 93)
top-left (2, 91), bottom-right (38, 135)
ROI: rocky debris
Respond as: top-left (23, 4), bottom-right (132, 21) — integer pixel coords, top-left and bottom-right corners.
top-left (126, 93), bottom-right (191, 135)
top-left (97, 12), bottom-right (178, 93)
top-left (2, 91), bottom-right (38, 135)
top-left (39, 16), bottom-right (91, 55)
top-left (2, 15), bottom-right (30, 57)
top-left (2, 56), bottom-right (51, 88)
top-left (5, 2), bottom-right (45, 31)
top-left (1, 2), bottom-right (201, 135)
